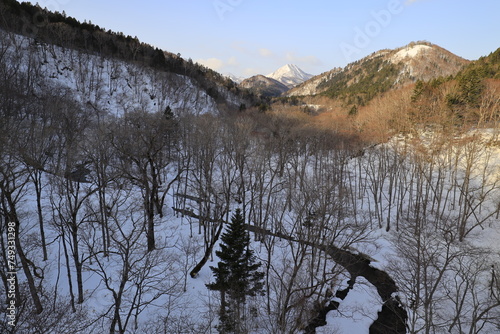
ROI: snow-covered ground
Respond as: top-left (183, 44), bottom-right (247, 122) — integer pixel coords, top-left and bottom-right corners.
top-left (317, 277), bottom-right (381, 334)
top-left (3, 29), bottom-right (500, 333)
top-left (10, 127), bottom-right (496, 333)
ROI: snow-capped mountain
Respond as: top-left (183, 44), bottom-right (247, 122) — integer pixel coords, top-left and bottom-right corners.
top-left (266, 64), bottom-right (314, 88)
top-left (225, 73), bottom-right (244, 84)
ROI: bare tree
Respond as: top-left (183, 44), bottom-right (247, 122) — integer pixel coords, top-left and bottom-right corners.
top-left (85, 191), bottom-right (182, 334)
top-left (111, 109), bottom-right (179, 252)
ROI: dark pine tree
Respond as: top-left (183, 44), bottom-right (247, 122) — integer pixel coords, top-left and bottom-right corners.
top-left (207, 208), bottom-right (264, 333)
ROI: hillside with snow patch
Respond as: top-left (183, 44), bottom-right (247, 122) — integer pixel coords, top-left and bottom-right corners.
top-left (391, 44), bottom-right (433, 62)
top-left (287, 42), bottom-right (469, 98)
top-left (0, 30), bottom-right (245, 117)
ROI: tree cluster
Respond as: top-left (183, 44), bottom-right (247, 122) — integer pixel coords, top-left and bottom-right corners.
top-left (318, 55), bottom-right (403, 106)
top-left (0, 0), bottom-right (258, 107)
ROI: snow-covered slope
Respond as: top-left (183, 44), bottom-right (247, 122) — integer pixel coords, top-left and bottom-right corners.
top-left (0, 30), bottom-right (243, 117)
top-left (391, 44), bottom-right (433, 62)
top-left (266, 64), bottom-right (314, 88)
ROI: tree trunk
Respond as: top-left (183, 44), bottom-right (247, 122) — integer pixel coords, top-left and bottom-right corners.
top-left (147, 209), bottom-right (155, 252)
top-left (4, 192), bottom-right (43, 314)
top-left (32, 171), bottom-right (48, 261)
top-left (190, 221), bottom-right (224, 278)
top-left (15, 230), bottom-right (43, 314)
top-left (70, 215), bottom-right (84, 304)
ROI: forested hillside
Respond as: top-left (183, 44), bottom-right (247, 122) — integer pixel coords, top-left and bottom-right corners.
top-left (0, 0), bottom-right (256, 111)
top-left (288, 42), bottom-right (469, 107)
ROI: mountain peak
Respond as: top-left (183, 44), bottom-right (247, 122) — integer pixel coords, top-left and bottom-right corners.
top-left (282, 64), bottom-right (301, 71)
top-left (225, 73), bottom-right (244, 84)
top-left (391, 43), bottom-right (433, 63)
top-left (287, 42), bottom-right (469, 100)
top-left (266, 64), bottom-right (314, 88)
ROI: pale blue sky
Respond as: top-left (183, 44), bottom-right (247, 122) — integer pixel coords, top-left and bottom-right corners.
top-left (36, 0), bottom-right (500, 78)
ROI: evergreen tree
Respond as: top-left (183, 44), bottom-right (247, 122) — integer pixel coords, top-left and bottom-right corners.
top-left (207, 208), bottom-right (264, 333)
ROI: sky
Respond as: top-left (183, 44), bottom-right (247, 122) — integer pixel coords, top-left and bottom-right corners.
top-left (34, 0), bottom-right (500, 78)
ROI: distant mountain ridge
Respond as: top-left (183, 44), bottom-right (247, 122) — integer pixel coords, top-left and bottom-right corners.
top-left (237, 64), bottom-right (314, 97)
top-left (288, 42), bottom-right (470, 103)
top-left (266, 64), bottom-right (314, 88)
top-left (239, 75), bottom-right (289, 97)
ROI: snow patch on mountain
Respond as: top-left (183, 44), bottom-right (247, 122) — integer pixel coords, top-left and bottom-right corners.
top-left (288, 43), bottom-right (468, 97)
top-left (392, 44), bottom-right (432, 62)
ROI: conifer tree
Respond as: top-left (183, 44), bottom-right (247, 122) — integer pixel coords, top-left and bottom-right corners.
top-left (207, 208), bottom-right (264, 333)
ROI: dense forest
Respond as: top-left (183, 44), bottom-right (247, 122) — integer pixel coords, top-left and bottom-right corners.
top-left (1, 1), bottom-right (500, 333)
